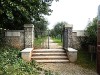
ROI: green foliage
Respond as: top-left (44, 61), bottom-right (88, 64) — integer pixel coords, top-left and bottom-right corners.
top-left (44, 70), bottom-right (53, 75)
top-left (34, 37), bottom-right (47, 49)
top-left (76, 50), bottom-right (96, 71)
top-left (52, 38), bottom-right (62, 46)
top-left (85, 17), bottom-right (97, 46)
top-left (34, 17), bottom-right (48, 38)
top-left (0, 46), bottom-right (54, 75)
top-left (77, 18), bottom-right (97, 70)
top-left (0, 0), bottom-right (51, 30)
top-left (79, 17), bottom-right (97, 49)
top-left (0, 29), bottom-right (5, 45)
top-left (50, 22), bottom-right (67, 37)
top-left (0, 46), bottom-right (38, 75)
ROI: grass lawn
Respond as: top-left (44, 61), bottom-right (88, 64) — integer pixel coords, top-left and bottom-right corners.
top-left (76, 50), bottom-right (96, 71)
top-left (52, 38), bottom-right (62, 46)
top-left (34, 37), bottom-right (47, 49)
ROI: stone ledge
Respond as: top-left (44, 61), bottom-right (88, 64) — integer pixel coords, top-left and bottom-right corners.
top-left (65, 24), bottom-right (73, 28)
top-left (67, 48), bottom-right (77, 62)
top-left (21, 48), bottom-right (33, 61)
top-left (68, 48), bottom-right (77, 52)
top-left (24, 24), bottom-right (34, 28)
top-left (21, 48), bottom-right (33, 52)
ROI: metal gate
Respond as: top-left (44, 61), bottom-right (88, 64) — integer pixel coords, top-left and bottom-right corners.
top-left (97, 22), bottom-right (100, 75)
top-left (34, 30), bottom-right (50, 49)
top-left (97, 5), bottom-right (100, 75)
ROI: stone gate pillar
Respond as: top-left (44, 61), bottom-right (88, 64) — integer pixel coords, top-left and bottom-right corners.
top-left (63, 24), bottom-right (73, 50)
top-left (24, 24), bottom-right (34, 48)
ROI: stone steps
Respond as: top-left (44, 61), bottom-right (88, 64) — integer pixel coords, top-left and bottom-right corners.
top-left (33, 49), bottom-right (65, 53)
top-left (31, 56), bottom-right (68, 59)
top-left (32, 49), bottom-right (69, 63)
top-left (35, 60), bottom-right (69, 63)
top-left (32, 53), bottom-right (67, 56)
top-left (33, 49), bottom-right (65, 51)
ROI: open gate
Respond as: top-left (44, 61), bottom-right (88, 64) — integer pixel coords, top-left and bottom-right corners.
top-left (97, 5), bottom-right (100, 75)
top-left (34, 30), bottom-right (50, 49)
top-left (97, 26), bottom-right (100, 74)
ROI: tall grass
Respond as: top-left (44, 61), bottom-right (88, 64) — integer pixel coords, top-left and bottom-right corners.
top-left (34, 37), bottom-right (47, 49)
top-left (76, 50), bottom-right (96, 71)
top-left (52, 38), bottom-right (62, 46)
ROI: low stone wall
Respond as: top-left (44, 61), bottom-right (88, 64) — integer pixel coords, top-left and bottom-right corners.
top-left (72, 30), bottom-right (85, 49)
top-left (72, 32), bottom-right (80, 49)
top-left (4, 24), bottom-right (34, 49)
top-left (67, 48), bottom-right (77, 62)
top-left (21, 48), bottom-right (33, 61)
top-left (5, 30), bottom-right (24, 49)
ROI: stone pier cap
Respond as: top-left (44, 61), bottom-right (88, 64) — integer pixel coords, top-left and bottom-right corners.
top-left (65, 24), bottom-right (73, 28)
top-left (21, 48), bottom-right (33, 52)
top-left (24, 24), bottom-right (34, 27)
top-left (67, 47), bottom-right (77, 62)
top-left (21, 48), bottom-right (33, 61)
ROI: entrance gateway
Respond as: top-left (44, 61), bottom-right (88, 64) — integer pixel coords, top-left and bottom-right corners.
top-left (21, 24), bottom-right (77, 63)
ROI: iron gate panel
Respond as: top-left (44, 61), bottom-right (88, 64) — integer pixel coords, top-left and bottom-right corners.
top-left (97, 27), bottom-right (100, 74)
top-left (63, 27), bottom-right (68, 50)
top-left (34, 30), bottom-right (49, 49)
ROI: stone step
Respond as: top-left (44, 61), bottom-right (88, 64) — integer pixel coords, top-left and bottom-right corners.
top-left (32, 53), bottom-right (67, 56)
top-left (33, 49), bottom-right (65, 53)
top-left (33, 51), bottom-right (65, 53)
top-left (32, 49), bottom-right (69, 63)
top-left (35, 59), bottom-right (69, 63)
top-left (33, 49), bottom-right (65, 51)
top-left (31, 56), bottom-right (68, 59)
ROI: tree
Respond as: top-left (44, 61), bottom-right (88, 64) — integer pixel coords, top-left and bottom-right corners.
top-left (85, 17), bottom-right (97, 46)
top-left (50, 22), bottom-right (67, 37)
top-left (34, 17), bottom-right (48, 38)
top-left (50, 21), bottom-right (68, 42)
top-left (0, 0), bottom-right (52, 30)
top-left (79, 17), bottom-right (97, 49)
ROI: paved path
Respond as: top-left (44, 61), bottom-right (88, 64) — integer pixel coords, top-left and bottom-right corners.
top-left (49, 38), bottom-right (62, 49)
top-left (43, 37), bottom-right (62, 49)
top-left (37, 38), bottom-right (98, 75)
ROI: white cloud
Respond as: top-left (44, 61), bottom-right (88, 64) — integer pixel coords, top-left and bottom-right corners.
top-left (45, 0), bottom-right (100, 30)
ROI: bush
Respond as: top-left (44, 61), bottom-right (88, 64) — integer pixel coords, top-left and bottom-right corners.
top-left (0, 29), bottom-right (5, 46)
top-left (0, 46), bottom-right (41, 75)
top-left (79, 17), bottom-right (97, 50)
top-left (0, 46), bottom-right (57, 75)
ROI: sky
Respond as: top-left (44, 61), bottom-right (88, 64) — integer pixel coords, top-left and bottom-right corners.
top-left (45, 0), bottom-right (100, 30)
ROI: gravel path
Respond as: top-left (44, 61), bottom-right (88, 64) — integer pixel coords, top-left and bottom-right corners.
top-left (38, 63), bottom-right (98, 75)
top-left (38, 38), bottom-right (98, 75)
top-left (43, 37), bottom-right (62, 49)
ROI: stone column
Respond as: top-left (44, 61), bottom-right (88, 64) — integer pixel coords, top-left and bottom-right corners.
top-left (24, 24), bottom-right (34, 48)
top-left (63, 24), bottom-right (73, 50)
top-left (63, 27), bottom-right (68, 50)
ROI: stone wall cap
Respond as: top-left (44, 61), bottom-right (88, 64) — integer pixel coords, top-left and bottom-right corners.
top-left (65, 24), bottom-right (73, 28)
top-left (21, 48), bottom-right (33, 52)
top-left (68, 48), bottom-right (77, 52)
top-left (24, 24), bottom-right (34, 27)
top-left (6, 30), bottom-right (24, 32)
